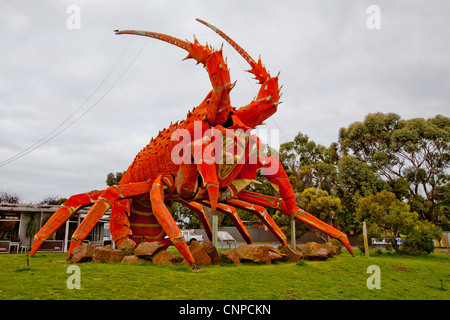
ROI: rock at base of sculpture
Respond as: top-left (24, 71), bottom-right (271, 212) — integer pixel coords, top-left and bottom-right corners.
top-left (189, 241), bottom-right (212, 266)
top-left (134, 241), bottom-right (165, 260)
top-left (152, 250), bottom-right (184, 265)
top-left (236, 245), bottom-right (271, 264)
top-left (298, 241), bottom-right (342, 260)
top-left (264, 244), bottom-right (288, 262)
top-left (268, 251), bottom-right (284, 262)
top-left (71, 243), bottom-right (94, 263)
top-left (299, 242), bottom-right (323, 255)
top-left (220, 249), bottom-right (241, 265)
top-left (121, 255), bottom-right (150, 264)
top-left (93, 245), bottom-right (124, 263)
top-left (278, 245), bottom-right (304, 262)
top-left (202, 240), bottom-right (221, 264)
top-left (323, 242), bottom-right (341, 256)
top-left (305, 247), bottom-right (329, 261)
top-left (84, 240), bottom-right (342, 266)
top-left (118, 238), bottom-right (136, 256)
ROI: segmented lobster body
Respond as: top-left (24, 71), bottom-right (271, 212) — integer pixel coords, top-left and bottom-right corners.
top-left (31, 19), bottom-right (353, 268)
top-left (121, 98), bottom-right (209, 184)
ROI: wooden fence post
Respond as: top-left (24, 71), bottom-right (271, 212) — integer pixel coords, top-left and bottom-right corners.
top-left (363, 221), bottom-right (369, 257)
top-left (291, 217), bottom-right (296, 249)
top-left (212, 213), bottom-right (218, 248)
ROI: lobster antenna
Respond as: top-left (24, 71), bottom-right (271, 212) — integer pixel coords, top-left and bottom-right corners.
top-left (115, 30), bottom-right (190, 51)
top-left (195, 18), bottom-right (256, 66)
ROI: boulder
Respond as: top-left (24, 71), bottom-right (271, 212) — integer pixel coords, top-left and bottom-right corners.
top-left (298, 241), bottom-right (341, 260)
top-left (93, 245), bottom-right (124, 263)
top-left (305, 248), bottom-right (329, 261)
top-left (299, 242), bottom-right (324, 255)
top-left (121, 255), bottom-right (150, 264)
top-left (152, 250), bottom-right (183, 265)
top-left (236, 245), bottom-right (271, 264)
top-left (278, 245), bottom-right (303, 262)
top-left (189, 241), bottom-right (212, 266)
top-left (71, 243), bottom-right (93, 263)
top-left (220, 249), bottom-right (241, 265)
top-left (202, 240), bottom-right (220, 264)
top-left (268, 251), bottom-right (284, 262)
top-left (118, 238), bottom-right (136, 256)
top-left (323, 242), bottom-right (340, 256)
top-left (134, 241), bottom-right (165, 260)
top-left (264, 244), bottom-right (288, 262)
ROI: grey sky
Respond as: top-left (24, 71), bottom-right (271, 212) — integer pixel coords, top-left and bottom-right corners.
top-left (1, 0), bottom-right (449, 203)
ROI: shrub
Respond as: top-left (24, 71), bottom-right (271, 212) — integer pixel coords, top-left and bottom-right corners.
top-left (356, 190), bottom-right (418, 253)
top-left (402, 220), bottom-right (442, 254)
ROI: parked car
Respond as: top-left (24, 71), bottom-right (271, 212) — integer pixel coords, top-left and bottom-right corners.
top-left (182, 229), bottom-right (203, 245)
top-left (165, 229), bottom-right (203, 245)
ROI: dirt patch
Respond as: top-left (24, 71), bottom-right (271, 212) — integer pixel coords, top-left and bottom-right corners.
top-left (390, 264), bottom-right (413, 272)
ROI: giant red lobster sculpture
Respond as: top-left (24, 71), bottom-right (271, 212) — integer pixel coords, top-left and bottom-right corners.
top-left (31, 19), bottom-right (353, 267)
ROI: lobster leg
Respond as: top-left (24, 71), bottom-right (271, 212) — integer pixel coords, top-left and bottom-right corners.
top-left (179, 201), bottom-right (213, 241)
top-left (190, 135), bottom-right (220, 211)
top-left (202, 201), bottom-right (252, 244)
top-left (150, 176), bottom-right (196, 266)
top-left (241, 154), bottom-right (353, 255)
top-left (227, 198), bottom-right (287, 246)
top-left (109, 199), bottom-right (133, 247)
top-left (30, 190), bottom-right (104, 255)
top-left (67, 181), bottom-right (152, 258)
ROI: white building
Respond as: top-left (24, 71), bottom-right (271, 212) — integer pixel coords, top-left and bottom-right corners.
top-left (0, 203), bottom-right (110, 253)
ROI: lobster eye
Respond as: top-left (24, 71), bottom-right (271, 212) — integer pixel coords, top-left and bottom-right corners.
top-left (206, 99), bottom-right (210, 104)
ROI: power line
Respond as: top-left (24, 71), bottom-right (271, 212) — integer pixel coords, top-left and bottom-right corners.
top-left (0, 37), bottom-right (149, 168)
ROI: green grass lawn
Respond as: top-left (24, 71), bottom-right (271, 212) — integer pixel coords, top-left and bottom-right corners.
top-left (0, 249), bottom-right (448, 300)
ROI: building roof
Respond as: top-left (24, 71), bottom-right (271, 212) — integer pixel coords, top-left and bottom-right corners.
top-left (0, 203), bottom-right (110, 222)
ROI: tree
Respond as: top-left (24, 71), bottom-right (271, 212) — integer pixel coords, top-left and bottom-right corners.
top-left (391, 115), bottom-right (449, 223)
top-left (402, 220), bottom-right (442, 254)
top-left (39, 196), bottom-right (67, 205)
top-left (273, 187), bottom-right (342, 241)
top-left (335, 155), bottom-right (387, 234)
top-left (356, 190), bottom-right (441, 254)
top-left (170, 202), bottom-right (202, 229)
top-left (106, 171), bottom-right (126, 186)
top-left (434, 182), bottom-right (450, 226)
top-left (356, 190), bottom-right (419, 253)
top-left (297, 188), bottom-right (342, 223)
top-left (25, 213), bottom-right (37, 249)
top-left (0, 191), bottom-right (22, 204)
top-left (339, 113), bottom-right (450, 225)
top-left (279, 132), bottom-right (338, 194)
